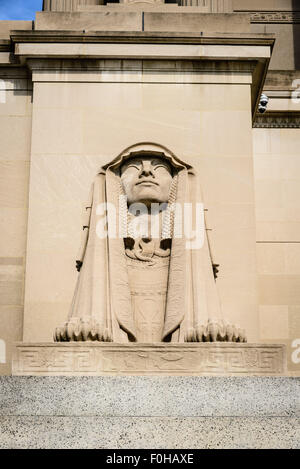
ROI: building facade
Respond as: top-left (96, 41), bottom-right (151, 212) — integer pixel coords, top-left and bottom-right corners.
top-left (0, 0), bottom-right (300, 376)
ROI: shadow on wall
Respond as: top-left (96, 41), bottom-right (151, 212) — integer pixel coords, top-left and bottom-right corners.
top-left (293, 0), bottom-right (300, 69)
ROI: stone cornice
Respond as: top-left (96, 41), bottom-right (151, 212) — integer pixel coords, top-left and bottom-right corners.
top-left (253, 112), bottom-right (300, 129)
top-left (10, 30), bottom-right (274, 120)
top-left (10, 30), bottom-right (275, 47)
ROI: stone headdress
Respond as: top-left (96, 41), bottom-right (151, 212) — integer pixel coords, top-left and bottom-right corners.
top-left (54, 143), bottom-right (246, 343)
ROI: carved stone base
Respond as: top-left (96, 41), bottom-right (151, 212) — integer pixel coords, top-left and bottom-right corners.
top-left (12, 343), bottom-right (286, 376)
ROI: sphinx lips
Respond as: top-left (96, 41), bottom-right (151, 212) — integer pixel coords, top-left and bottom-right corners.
top-left (136, 180), bottom-right (158, 186)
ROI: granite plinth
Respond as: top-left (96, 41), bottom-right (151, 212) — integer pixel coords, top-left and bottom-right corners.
top-left (1, 416), bottom-right (299, 449)
top-left (0, 376), bottom-right (299, 448)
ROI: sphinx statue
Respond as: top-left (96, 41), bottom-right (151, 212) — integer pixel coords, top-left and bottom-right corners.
top-left (54, 143), bottom-right (246, 343)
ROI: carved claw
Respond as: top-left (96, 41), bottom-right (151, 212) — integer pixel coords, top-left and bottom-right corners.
top-left (54, 317), bottom-right (113, 342)
top-left (185, 320), bottom-right (247, 343)
top-left (195, 325), bottom-right (205, 342)
top-left (184, 327), bottom-right (197, 342)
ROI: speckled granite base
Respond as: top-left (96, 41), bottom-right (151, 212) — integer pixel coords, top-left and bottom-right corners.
top-left (0, 377), bottom-right (299, 448)
top-left (1, 416), bottom-right (299, 449)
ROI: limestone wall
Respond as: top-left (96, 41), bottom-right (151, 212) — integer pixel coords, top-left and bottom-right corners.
top-left (253, 129), bottom-right (300, 375)
top-left (21, 63), bottom-right (257, 347)
top-left (0, 68), bottom-right (32, 375)
top-left (0, 21), bottom-right (32, 40)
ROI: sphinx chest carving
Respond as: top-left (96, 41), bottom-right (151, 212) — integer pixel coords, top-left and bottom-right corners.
top-left (125, 236), bottom-right (171, 342)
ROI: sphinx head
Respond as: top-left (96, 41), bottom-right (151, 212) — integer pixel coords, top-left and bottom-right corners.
top-left (120, 155), bottom-right (173, 208)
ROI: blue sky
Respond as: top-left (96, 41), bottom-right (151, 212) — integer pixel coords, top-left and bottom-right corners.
top-left (0, 0), bottom-right (43, 20)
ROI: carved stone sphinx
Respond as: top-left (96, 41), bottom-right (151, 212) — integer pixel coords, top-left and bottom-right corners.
top-left (54, 143), bottom-right (246, 343)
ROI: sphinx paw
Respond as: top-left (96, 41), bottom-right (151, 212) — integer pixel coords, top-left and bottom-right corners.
top-left (184, 321), bottom-right (247, 343)
top-left (54, 316), bottom-right (112, 342)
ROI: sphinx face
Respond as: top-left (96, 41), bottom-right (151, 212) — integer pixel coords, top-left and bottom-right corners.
top-left (120, 156), bottom-right (173, 207)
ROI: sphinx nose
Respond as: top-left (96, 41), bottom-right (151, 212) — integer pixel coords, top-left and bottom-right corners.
top-left (139, 161), bottom-right (154, 178)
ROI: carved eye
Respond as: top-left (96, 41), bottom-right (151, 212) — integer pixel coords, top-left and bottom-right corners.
top-left (152, 162), bottom-right (171, 173)
top-left (124, 162), bottom-right (142, 171)
top-left (151, 160), bottom-right (166, 170)
top-left (127, 164), bottom-right (140, 170)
